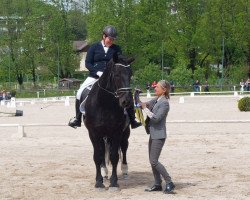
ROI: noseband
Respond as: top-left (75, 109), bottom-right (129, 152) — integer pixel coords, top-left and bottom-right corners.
top-left (98, 63), bottom-right (132, 98)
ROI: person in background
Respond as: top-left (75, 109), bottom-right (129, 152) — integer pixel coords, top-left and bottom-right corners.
top-left (141, 80), bottom-right (175, 194)
top-left (240, 79), bottom-right (245, 94)
top-left (146, 82), bottom-right (151, 91)
top-left (2, 90), bottom-right (6, 100)
top-left (193, 80), bottom-right (200, 92)
top-left (151, 81), bottom-right (157, 88)
top-left (246, 78), bottom-right (250, 91)
top-left (68, 25), bottom-right (141, 129)
top-left (204, 80), bottom-right (209, 93)
top-left (170, 80), bottom-right (175, 94)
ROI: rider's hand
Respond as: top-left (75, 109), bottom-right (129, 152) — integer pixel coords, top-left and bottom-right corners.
top-left (96, 71), bottom-right (103, 77)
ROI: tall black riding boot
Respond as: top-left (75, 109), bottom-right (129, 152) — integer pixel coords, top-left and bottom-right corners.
top-left (127, 105), bottom-right (141, 129)
top-left (68, 99), bottom-right (82, 129)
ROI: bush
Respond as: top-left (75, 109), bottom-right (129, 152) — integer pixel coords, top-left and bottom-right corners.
top-left (238, 97), bottom-right (250, 112)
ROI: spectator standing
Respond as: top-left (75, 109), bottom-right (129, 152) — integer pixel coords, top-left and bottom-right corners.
top-left (170, 80), bottom-right (175, 94)
top-left (246, 79), bottom-right (250, 91)
top-left (146, 82), bottom-right (151, 91)
top-left (2, 90), bottom-right (6, 100)
top-left (151, 81), bottom-right (157, 88)
top-left (193, 80), bottom-right (200, 92)
top-left (240, 79), bottom-right (245, 93)
top-left (204, 80), bottom-right (209, 93)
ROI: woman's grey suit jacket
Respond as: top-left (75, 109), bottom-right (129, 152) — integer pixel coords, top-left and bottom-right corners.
top-left (146, 96), bottom-right (169, 140)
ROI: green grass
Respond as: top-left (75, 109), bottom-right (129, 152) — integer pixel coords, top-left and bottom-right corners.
top-left (15, 90), bottom-right (76, 98)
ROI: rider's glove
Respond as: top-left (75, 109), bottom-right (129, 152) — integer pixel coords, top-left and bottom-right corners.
top-left (96, 71), bottom-right (103, 78)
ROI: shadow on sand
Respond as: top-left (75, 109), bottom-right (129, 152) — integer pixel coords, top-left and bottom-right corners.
top-left (111, 171), bottom-right (197, 191)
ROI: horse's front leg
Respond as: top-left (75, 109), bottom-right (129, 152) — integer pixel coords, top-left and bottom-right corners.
top-left (92, 137), bottom-right (105, 188)
top-left (109, 139), bottom-right (120, 188)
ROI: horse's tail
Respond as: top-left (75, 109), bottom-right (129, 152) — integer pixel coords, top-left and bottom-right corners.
top-left (104, 138), bottom-right (122, 166)
top-left (104, 138), bottom-right (110, 166)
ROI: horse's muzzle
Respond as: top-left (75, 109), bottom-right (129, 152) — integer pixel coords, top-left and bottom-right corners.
top-left (119, 94), bottom-right (132, 109)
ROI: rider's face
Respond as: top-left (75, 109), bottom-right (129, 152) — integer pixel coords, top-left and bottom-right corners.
top-left (103, 35), bottom-right (114, 47)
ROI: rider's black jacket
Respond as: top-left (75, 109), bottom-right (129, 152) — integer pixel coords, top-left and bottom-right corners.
top-left (85, 42), bottom-right (122, 78)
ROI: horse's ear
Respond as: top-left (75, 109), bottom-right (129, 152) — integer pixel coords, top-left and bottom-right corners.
top-left (113, 53), bottom-right (119, 63)
top-left (127, 57), bottom-right (135, 64)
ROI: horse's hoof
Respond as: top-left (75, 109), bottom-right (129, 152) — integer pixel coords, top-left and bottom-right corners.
top-left (95, 182), bottom-right (105, 189)
top-left (123, 173), bottom-right (129, 180)
top-left (108, 187), bottom-right (120, 192)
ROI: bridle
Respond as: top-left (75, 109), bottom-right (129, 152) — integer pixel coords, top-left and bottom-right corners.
top-left (98, 63), bottom-right (132, 98)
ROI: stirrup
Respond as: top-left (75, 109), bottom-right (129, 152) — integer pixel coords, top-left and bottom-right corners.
top-left (68, 117), bottom-right (81, 129)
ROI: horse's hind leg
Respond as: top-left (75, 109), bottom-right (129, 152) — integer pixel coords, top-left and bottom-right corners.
top-left (120, 127), bottom-right (130, 179)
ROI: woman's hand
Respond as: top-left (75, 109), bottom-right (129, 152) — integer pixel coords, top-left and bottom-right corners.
top-left (141, 102), bottom-right (146, 109)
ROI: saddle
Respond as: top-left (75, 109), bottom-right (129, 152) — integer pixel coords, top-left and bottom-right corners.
top-left (79, 85), bottom-right (93, 114)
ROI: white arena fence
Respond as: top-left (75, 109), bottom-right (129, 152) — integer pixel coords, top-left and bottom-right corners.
top-left (0, 123), bottom-right (68, 138)
top-left (1, 120), bottom-right (250, 138)
top-left (0, 90), bottom-right (249, 107)
top-left (1, 91), bottom-right (249, 138)
top-left (142, 90), bottom-right (250, 97)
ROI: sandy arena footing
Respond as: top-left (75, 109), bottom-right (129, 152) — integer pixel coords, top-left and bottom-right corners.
top-left (0, 96), bottom-right (250, 200)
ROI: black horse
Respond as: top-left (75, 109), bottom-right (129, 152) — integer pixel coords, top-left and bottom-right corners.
top-left (84, 53), bottom-right (134, 189)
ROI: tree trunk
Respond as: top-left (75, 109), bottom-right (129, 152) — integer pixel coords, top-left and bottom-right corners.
top-left (187, 48), bottom-right (197, 74)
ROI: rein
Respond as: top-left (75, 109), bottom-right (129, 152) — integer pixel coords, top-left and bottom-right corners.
top-left (97, 63), bottom-right (132, 98)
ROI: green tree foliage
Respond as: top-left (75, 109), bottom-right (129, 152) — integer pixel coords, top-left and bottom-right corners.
top-left (86, 0), bottom-right (250, 87)
top-left (0, 0), bottom-right (249, 89)
top-left (0, 0), bottom-right (87, 88)
top-left (133, 63), bottom-right (167, 87)
top-left (169, 62), bottom-right (193, 86)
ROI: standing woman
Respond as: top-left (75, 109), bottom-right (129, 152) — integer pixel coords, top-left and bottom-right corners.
top-left (141, 80), bottom-right (175, 194)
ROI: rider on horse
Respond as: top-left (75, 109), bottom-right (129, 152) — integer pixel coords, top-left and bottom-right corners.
top-left (68, 25), bottom-right (141, 129)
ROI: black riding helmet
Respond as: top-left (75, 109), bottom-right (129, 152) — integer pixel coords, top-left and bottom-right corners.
top-left (103, 25), bottom-right (117, 40)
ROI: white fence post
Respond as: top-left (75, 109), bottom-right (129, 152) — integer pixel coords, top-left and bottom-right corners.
top-left (10, 97), bottom-right (16, 108)
top-left (17, 125), bottom-right (26, 137)
top-left (179, 97), bottom-right (185, 103)
top-left (65, 96), bottom-right (70, 106)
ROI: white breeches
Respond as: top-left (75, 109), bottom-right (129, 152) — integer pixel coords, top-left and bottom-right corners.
top-left (76, 77), bottom-right (98, 100)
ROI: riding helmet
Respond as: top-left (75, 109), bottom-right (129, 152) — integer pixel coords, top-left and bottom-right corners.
top-left (103, 25), bottom-right (117, 39)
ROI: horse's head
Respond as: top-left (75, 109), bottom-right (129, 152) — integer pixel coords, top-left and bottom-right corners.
top-left (105, 53), bottom-right (134, 108)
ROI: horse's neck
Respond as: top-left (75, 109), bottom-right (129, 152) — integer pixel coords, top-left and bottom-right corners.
top-left (98, 70), bottom-right (115, 93)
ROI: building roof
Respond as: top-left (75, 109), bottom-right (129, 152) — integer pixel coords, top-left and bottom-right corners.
top-left (73, 40), bottom-right (89, 52)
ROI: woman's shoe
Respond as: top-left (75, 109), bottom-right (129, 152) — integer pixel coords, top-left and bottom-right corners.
top-left (163, 182), bottom-right (175, 194)
top-left (145, 185), bottom-right (162, 192)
